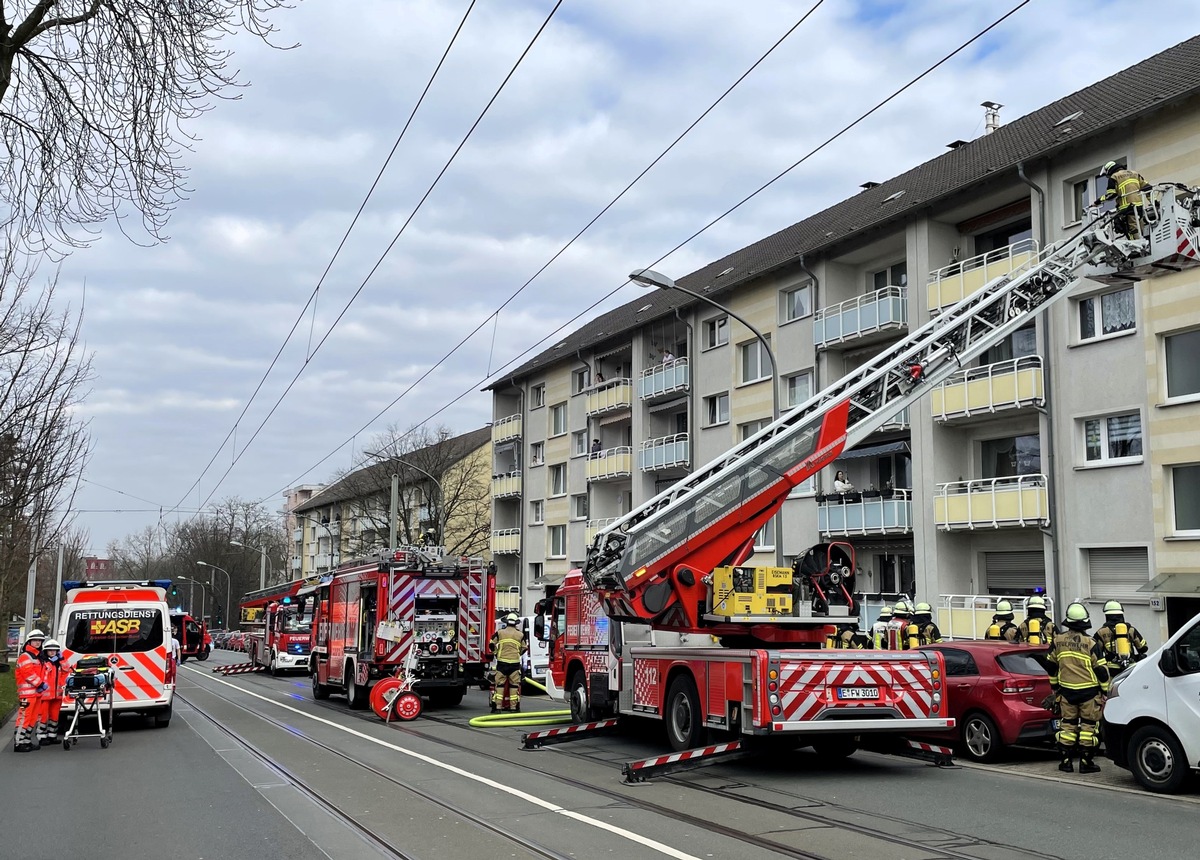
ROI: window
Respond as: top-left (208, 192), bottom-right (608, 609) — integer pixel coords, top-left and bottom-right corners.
top-left (1083, 413), bottom-right (1142, 464)
top-left (739, 418), bottom-right (770, 442)
top-left (753, 518), bottom-right (775, 550)
top-left (785, 371), bottom-right (813, 409)
top-left (1166, 329), bottom-right (1200, 400)
top-left (572, 494), bottom-right (588, 520)
top-left (65, 608), bottom-right (165, 655)
top-left (871, 261), bottom-right (908, 291)
top-left (1087, 547), bottom-right (1150, 598)
top-left (549, 464), bottom-right (567, 497)
top-left (739, 338), bottom-right (771, 384)
top-left (1078, 287), bottom-right (1135, 341)
top-left (703, 316), bottom-right (729, 349)
top-left (529, 562), bottom-right (543, 583)
top-left (788, 475), bottom-right (817, 497)
top-left (572, 430), bottom-right (588, 457)
top-left (975, 218), bottom-right (1033, 254)
top-left (572, 368), bottom-right (590, 394)
top-left (704, 392), bottom-right (729, 427)
top-left (529, 500), bottom-right (544, 525)
top-left (531, 384), bottom-right (545, 408)
top-left (548, 525), bottom-right (567, 558)
top-left (1171, 464), bottom-right (1200, 536)
top-left (934, 648), bottom-right (979, 677)
top-left (780, 282), bottom-right (813, 323)
top-left (980, 326), bottom-right (1036, 365)
top-left (530, 442), bottom-right (545, 467)
top-left (1068, 169), bottom-right (1113, 223)
top-left (981, 434), bottom-right (1040, 479)
top-left (550, 403), bottom-right (567, 436)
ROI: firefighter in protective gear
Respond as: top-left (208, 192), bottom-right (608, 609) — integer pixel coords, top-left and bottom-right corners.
top-left (13, 629), bottom-right (47, 752)
top-left (37, 638), bottom-right (68, 745)
top-left (889, 601), bottom-right (912, 650)
top-left (899, 601), bottom-right (924, 650)
top-left (1096, 160), bottom-right (1151, 239)
top-left (1016, 595), bottom-right (1056, 646)
top-left (871, 606), bottom-right (892, 649)
top-left (1094, 600), bottom-right (1148, 672)
top-left (489, 613), bottom-right (527, 712)
top-left (913, 602), bottom-right (943, 645)
top-left (826, 623), bottom-right (869, 649)
top-left (1047, 602), bottom-right (1110, 774)
top-left (985, 600), bottom-right (1018, 642)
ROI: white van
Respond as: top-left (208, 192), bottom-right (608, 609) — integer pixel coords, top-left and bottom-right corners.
top-left (1102, 611), bottom-right (1200, 793)
top-left (519, 614), bottom-right (550, 685)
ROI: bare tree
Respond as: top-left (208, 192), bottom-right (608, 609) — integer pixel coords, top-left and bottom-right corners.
top-left (0, 0), bottom-right (291, 253)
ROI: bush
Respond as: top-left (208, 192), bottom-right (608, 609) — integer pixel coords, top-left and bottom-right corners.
top-left (0, 669), bottom-right (15, 720)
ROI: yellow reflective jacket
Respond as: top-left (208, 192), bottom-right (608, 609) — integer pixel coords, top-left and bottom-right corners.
top-left (490, 627), bottom-right (527, 663)
top-left (1047, 629), bottom-right (1110, 702)
top-left (1101, 169), bottom-right (1149, 210)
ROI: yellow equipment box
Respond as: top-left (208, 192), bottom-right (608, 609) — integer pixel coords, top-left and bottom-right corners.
top-left (711, 565), bottom-right (793, 617)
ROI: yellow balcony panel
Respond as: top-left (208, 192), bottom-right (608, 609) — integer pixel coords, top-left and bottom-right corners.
top-left (927, 239), bottom-right (1039, 312)
top-left (585, 379), bottom-right (634, 415)
top-left (586, 446), bottom-right (633, 481)
top-left (490, 528), bottom-right (521, 555)
top-left (491, 472), bottom-right (522, 499)
top-left (492, 414), bottom-right (522, 444)
top-left (934, 475), bottom-right (1050, 531)
top-left (935, 595), bottom-right (1056, 641)
top-left (932, 356), bottom-right (1045, 423)
top-left (585, 517), bottom-right (620, 545)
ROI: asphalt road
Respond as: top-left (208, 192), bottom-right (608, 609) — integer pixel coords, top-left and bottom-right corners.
top-left (3, 649), bottom-right (1196, 860)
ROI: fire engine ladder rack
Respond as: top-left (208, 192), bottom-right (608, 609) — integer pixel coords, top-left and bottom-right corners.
top-left (584, 194), bottom-right (1196, 600)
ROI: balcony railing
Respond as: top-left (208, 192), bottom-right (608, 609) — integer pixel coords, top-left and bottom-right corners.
top-left (491, 471), bottom-right (522, 499)
top-left (931, 356), bottom-right (1044, 422)
top-left (936, 594), bottom-right (1056, 641)
top-left (492, 414), bottom-right (522, 444)
top-left (585, 378), bottom-right (633, 415)
top-left (585, 517), bottom-right (620, 545)
top-left (490, 529), bottom-right (521, 555)
top-left (817, 488), bottom-right (913, 536)
top-left (638, 433), bottom-right (690, 471)
top-left (927, 238), bottom-right (1039, 312)
top-left (586, 446), bottom-right (633, 481)
top-left (292, 528), bottom-right (303, 542)
top-left (814, 286), bottom-right (908, 349)
top-left (878, 406), bottom-right (910, 432)
top-left (291, 557), bottom-right (302, 570)
top-left (934, 474), bottom-right (1050, 530)
top-left (639, 359), bottom-right (690, 400)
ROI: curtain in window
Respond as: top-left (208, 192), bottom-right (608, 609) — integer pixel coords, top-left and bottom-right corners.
top-left (1107, 414), bottom-right (1142, 458)
top-left (1101, 288), bottom-right (1135, 334)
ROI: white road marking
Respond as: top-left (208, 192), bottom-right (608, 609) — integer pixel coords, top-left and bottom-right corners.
top-left (185, 666), bottom-right (703, 860)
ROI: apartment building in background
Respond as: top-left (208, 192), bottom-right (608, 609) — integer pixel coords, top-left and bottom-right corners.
top-left (488, 36), bottom-right (1200, 646)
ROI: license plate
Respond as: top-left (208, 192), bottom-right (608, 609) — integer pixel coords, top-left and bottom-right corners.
top-left (838, 686), bottom-right (879, 700)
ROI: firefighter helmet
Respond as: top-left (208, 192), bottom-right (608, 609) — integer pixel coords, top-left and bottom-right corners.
top-left (1027, 595), bottom-right (1047, 610)
top-left (1103, 600), bottom-right (1124, 615)
top-left (893, 600), bottom-right (909, 615)
top-left (995, 599), bottom-right (1014, 618)
top-left (1102, 160), bottom-right (1119, 176)
top-left (1065, 602), bottom-right (1091, 625)
top-left (504, 613), bottom-right (519, 626)
top-left (42, 639), bottom-right (61, 651)
top-left (878, 605), bottom-right (893, 620)
top-left (914, 602), bottom-right (932, 614)
top-left (24, 629), bottom-right (45, 644)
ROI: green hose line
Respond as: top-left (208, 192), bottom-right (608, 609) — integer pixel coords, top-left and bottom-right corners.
top-left (468, 708), bottom-right (571, 728)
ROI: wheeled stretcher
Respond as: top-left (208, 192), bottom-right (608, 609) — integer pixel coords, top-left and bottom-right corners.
top-left (62, 656), bottom-right (115, 750)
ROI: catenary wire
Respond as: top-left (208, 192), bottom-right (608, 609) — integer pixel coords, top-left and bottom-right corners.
top-left (261, 0), bottom-right (1033, 498)
top-left (171, 0), bottom-right (479, 513)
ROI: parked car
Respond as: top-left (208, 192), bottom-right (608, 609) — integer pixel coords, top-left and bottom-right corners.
top-left (227, 631), bottom-right (245, 652)
top-left (919, 641), bottom-right (1055, 763)
top-left (213, 631), bottom-right (230, 649)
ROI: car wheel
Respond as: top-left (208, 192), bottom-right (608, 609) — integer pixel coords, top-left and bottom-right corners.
top-left (665, 674), bottom-right (704, 752)
top-left (961, 712), bottom-right (1002, 763)
top-left (1129, 724), bottom-right (1189, 794)
top-left (311, 664), bottom-right (331, 700)
top-left (153, 705), bottom-right (172, 729)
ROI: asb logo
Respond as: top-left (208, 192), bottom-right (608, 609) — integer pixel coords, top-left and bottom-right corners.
top-left (90, 618), bottom-right (142, 636)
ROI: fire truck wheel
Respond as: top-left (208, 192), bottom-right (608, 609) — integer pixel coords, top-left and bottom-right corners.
top-left (811, 735), bottom-right (858, 761)
top-left (311, 666), bottom-right (331, 700)
top-left (568, 670), bottom-right (589, 724)
top-left (346, 670), bottom-right (369, 711)
top-left (269, 652), bottom-right (279, 677)
top-left (665, 675), bottom-right (704, 751)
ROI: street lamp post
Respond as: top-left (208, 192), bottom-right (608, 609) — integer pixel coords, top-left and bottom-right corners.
top-left (230, 539), bottom-right (271, 590)
top-left (197, 561), bottom-right (232, 628)
top-left (367, 452), bottom-right (446, 550)
top-left (630, 267), bottom-right (782, 564)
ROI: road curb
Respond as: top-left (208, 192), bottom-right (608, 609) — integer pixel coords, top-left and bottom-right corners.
top-left (956, 758), bottom-right (1200, 805)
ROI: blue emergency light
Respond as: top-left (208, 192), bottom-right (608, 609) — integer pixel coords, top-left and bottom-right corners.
top-left (282, 596), bottom-right (292, 604)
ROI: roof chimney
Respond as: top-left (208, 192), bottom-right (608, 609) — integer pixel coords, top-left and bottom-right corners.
top-left (981, 101), bottom-right (1003, 135)
top-left (860, 181), bottom-right (881, 190)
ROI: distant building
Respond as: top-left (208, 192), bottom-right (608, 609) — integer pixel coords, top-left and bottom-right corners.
top-left (83, 556), bottom-right (112, 579)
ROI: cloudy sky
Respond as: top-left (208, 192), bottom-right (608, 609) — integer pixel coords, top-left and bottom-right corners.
top-left (56, 0), bottom-right (1197, 550)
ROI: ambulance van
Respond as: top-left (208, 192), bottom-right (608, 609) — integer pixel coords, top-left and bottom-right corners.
top-left (57, 579), bottom-right (176, 728)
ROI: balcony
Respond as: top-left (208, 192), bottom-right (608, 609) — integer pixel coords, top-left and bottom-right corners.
top-left (490, 529), bottom-right (521, 555)
top-left (585, 378), bottom-right (633, 416)
top-left (818, 489), bottom-right (913, 536)
top-left (491, 471), bottom-right (522, 499)
top-left (292, 527), bottom-right (303, 542)
top-left (638, 433), bottom-right (690, 472)
top-left (639, 359), bottom-right (690, 401)
top-left (585, 517), bottom-right (620, 545)
top-left (931, 356), bottom-right (1044, 423)
top-left (814, 286), bottom-right (908, 350)
top-left (492, 414), bottom-right (522, 445)
top-left (291, 557), bottom-right (302, 570)
top-left (934, 474), bottom-right (1050, 531)
top-left (586, 446), bottom-right (633, 481)
top-left (927, 238), bottom-right (1039, 313)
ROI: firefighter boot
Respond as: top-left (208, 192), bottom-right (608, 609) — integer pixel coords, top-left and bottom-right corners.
top-left (1058, 744), bottom-right (1074, 773)
top-left (1079, 751), bottom-right (1101, 774)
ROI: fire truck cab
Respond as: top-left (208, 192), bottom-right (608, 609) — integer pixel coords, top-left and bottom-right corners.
top-left (241, 580), bottom-right (314, 675)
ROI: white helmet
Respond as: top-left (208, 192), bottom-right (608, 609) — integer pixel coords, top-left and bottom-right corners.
top-left (25, 628), bottom-right (46, 644)
top-left (42, 639), bottom-right (62, 651)
top-left (505, 613), bottom-right (519, 626)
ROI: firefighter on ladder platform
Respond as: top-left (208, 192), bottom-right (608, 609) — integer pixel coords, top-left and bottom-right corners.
top-left (13, 629), bottom-right (46, 752)
top-left (489, 613), bottom-right (527, 713)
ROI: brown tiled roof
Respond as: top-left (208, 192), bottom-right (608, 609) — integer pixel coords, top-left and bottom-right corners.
top-left (489, 34), bottom-right (1200, 386)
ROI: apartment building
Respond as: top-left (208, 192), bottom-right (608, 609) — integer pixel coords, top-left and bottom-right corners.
top-left (489, 37), bottom-right (1200, 644)
top-left (289, 428), bottom-right (492, 578)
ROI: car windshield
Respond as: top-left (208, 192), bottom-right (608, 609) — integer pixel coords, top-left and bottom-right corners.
top-left (997, 651), bottom-right (1047, 676)
top-left (65, 607), bottom-right (165, 654)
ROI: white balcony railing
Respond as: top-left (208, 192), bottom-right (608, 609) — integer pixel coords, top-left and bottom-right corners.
top-left (937, 595), bottom-right (1056, 641)
top-left (879, 406), bottom-right (910, 432)
top-left (927, 238), bottom-right (1039, 312)
top-left (585, 517), bottom-right (620, 545)
top-left (492, 414), bottom-right (522, 444)
top-left (639, 358), bottom-right (690, 400)
top-left (817, 488), bottom-right (913, 536)
top-left (586, 446), bottom-right (633, 481)
top-left (490, 528), bottom-right (521, 555)
top-left (932, 356), bottom-right (1044, 422)
top-left (292, 528), bottom-right (303, 542)
top-left (585, 378), bottom-right (633, 415)
top-left (491, 471), bottom-right (523, 499)
top-left (934, 474), bottom-right (1050, 531)
top-left (638, 433), bottom-right (690, 471)
top-left (291, 557), bottom-right (302, 570)
top-left (814, 286), bottom-right (908, 349)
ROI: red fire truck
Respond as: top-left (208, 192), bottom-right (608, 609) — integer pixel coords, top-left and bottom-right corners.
top-left (310, 547), bottom-right (495, 710)
top-left (169, 611), bottom-right (210, 662)
top-left (241, 579), bottom-right (314, 675)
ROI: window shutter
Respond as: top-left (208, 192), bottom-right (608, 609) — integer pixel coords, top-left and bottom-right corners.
top-left (1087, 547), bottom-right (1149, 598)
top-left (984, 550), bottom-right (1046, 593)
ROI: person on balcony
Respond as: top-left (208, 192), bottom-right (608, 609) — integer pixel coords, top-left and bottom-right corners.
top-left (589, 439), bottom-right (603, 459)
top-left (833, 471), bottom-right (854, 493)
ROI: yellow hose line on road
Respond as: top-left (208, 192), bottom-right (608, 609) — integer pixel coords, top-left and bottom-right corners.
top-left (468, 708), bottom-right (572, 728)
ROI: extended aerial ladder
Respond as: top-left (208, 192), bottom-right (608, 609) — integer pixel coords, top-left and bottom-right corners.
top-left (584, 183), bottom-right (1200, 637)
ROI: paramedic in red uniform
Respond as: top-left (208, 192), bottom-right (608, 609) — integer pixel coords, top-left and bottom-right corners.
top-left (13, 629), bottom-right (46, 752)
top-left (37, 639), bottom-right (68, 745)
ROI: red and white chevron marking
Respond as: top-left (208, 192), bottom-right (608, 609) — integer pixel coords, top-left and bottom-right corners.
top-left (625, 741), bottom-right (743, 772)
top-left (216, 662), bottom-right (263, 676)
top-left (778, 658), bottom-right (936, 722)
top-left (524, 718), bottom-right (620, 742)
top-left (1177, 226), bottom-right (1198, 259)
top-left (63, 646), bottom-right (169, 706)
top-left (906, 739), bottom-right (953, 756)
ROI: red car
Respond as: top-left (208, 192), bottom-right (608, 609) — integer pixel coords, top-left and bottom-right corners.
top-left (227, 631), bottom-right (246, 652)
top-left (919, 641), bottom-right (1056, 762)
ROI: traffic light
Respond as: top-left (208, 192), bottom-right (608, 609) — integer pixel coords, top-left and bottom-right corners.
top-left (170, 584), bottom-right (178, 597)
